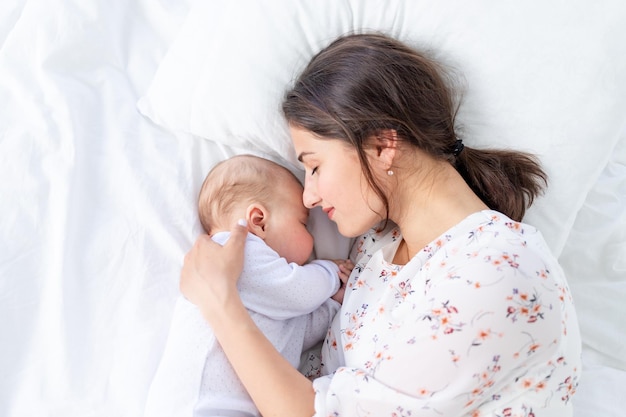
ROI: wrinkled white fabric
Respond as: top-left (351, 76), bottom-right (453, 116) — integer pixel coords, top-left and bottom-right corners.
top-left (1, 1), bottom-right (625, 416)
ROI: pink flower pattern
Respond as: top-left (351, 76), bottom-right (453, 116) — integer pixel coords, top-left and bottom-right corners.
top-left (314, 211), bottom-right (581, 416)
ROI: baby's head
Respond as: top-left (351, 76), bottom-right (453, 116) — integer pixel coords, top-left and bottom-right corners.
top-left (198, 155), bottom-right (314, 265)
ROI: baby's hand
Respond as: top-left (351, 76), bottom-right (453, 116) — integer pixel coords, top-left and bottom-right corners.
top-left (335, 259), bottom-right (354, 284)
top-left (330, 259), bottom-right (354, 304)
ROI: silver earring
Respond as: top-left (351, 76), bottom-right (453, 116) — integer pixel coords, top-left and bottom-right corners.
top-left (387, 170), bottom-right (394, 176)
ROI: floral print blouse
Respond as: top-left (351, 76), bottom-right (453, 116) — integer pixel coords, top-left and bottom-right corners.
top-left (312, 210), bottom-right (581, 417)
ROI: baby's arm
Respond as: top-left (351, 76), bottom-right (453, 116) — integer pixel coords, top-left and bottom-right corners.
top-left (238, 237), bottom-right (344, 319)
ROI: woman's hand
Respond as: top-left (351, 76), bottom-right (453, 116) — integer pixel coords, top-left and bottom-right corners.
top-left (180, 220), bottom-right (248, 320)
top-left (180, 220), bottom-right (316, 417)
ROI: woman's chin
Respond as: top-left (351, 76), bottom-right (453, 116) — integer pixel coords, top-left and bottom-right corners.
top-left (337, 222), bottom-right (372, 239)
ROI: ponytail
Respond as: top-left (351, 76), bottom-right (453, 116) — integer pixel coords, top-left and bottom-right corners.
top-left (454, 146), bottom-right (547, 221)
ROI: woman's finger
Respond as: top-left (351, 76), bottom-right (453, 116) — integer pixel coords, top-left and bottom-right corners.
top-left (221, 219), bottom-right (249, 275)
top-left (180, 220), bottom-right (249, 307)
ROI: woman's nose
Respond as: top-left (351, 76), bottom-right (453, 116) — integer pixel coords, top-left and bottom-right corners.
top-left (302, 182), bottom-right (320, 209)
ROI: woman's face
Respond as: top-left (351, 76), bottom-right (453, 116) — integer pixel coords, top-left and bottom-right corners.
top-left (290, 126), bottom-right (385, 238)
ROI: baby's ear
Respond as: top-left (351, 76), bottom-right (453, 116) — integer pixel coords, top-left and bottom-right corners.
top-left (246, 203), bottom-right (267, 238)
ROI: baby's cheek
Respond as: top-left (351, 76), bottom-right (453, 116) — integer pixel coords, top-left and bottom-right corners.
top-left (306, 232), bottom-right (315, 255)
top-left (294, 231), bottom-right (314, 265)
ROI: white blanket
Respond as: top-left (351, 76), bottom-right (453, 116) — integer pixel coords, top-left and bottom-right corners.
top-left (1, 1), bottom-right (624, 416)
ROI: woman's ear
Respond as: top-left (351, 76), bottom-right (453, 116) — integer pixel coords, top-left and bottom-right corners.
top-left (374, 129), bottom-right (398, 171)
top-left (246, 203), bottom-right (268, 239)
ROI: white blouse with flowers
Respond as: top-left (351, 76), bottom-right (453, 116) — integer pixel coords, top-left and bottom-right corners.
top-left (312, 210), bottom-right (581, 417)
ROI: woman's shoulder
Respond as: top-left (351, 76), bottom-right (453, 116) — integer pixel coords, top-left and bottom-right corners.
top-left (429, 210), bottom-right (558, 276)
top-left (411, 210), bottom-right (554, 276)
top-left (450, 210), bottom-right (544, 247)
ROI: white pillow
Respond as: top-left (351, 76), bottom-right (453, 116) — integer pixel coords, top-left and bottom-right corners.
top-left (137, 0), bottom-right (626, 255)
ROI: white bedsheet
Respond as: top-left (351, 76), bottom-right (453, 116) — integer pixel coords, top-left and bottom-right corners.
top-left (0, 1), bottom-right (624, 416)
top-left (0, 1), bottom-right (211, 415)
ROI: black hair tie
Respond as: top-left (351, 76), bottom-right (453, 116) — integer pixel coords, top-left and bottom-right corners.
top-left (452, 139), bottom-right (464, 156)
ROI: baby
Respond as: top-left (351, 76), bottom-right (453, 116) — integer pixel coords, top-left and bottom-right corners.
top-left (143, 155), bottom-right (351, 417)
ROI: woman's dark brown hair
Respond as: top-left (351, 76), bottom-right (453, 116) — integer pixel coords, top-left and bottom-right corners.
top-left (282, 32), bottom-right (546, 222)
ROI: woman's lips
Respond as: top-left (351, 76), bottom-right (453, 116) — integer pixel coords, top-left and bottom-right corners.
top-left (323, 207), bottom-right (335, 220)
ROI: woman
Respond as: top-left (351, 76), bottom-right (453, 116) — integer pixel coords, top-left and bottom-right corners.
top-left (181, 33), bottom-right (581, 417)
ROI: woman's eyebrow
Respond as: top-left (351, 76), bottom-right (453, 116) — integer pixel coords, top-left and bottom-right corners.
top-left (297, 152), bottom-right (314, 162)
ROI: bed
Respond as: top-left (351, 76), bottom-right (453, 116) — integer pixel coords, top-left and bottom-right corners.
top-left (1, 1), bottom-right (624, 416)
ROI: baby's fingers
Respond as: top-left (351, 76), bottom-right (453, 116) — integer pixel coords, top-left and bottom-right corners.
top-left (338, 265), bottom-right (351, 283)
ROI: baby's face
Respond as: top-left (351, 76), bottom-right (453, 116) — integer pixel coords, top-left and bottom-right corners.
top-left (263, 178), bottom-right (313, 265)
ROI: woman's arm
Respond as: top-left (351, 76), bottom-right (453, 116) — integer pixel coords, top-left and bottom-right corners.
top-left (180, 221), bottom-right (316, 417)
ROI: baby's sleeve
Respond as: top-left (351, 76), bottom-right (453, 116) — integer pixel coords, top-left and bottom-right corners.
top-left (238, 237), bottom-right (339, 320)
top-left (301, 298), bottom-right (341, 352)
